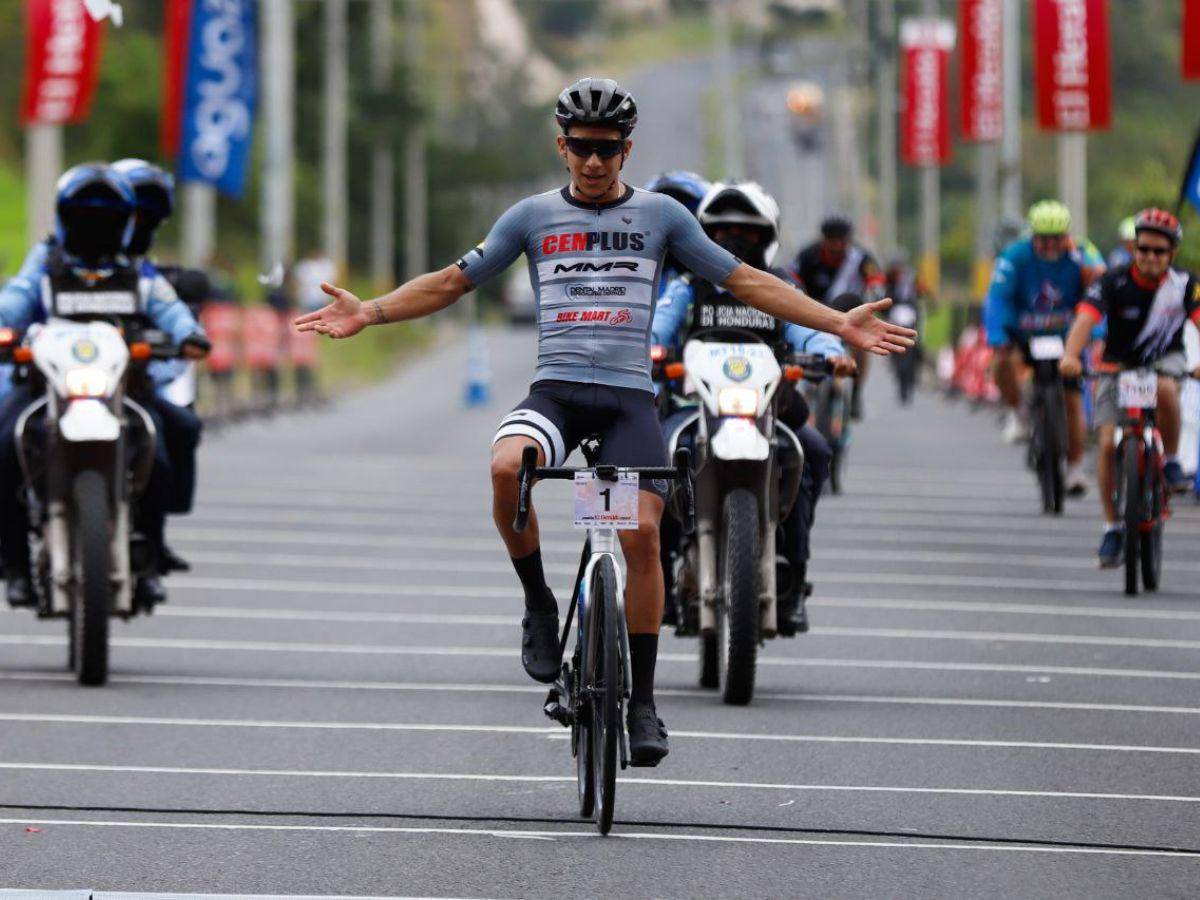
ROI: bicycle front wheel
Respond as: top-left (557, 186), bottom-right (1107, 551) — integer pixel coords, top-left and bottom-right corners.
top-left (1141, 443), bottom-right (1163, 592)
top-left (1120, 437), bottom-right (1141, 596)
top-left (588, 556), bottom-right (621, 835)
top-left (1034, 388), bottom-right (1064, 514)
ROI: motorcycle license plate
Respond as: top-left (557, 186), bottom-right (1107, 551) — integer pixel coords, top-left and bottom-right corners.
top-left (1028, 335), bottom-right (1065, 361)
top-left (1119, 370), bottom-right (1158, 409)
top-left (574, 471), bottom-right (639, 530)
top-left (889, 305), bottom-right (918, 328)
top-left (54, 291), bottom-right (138, 316)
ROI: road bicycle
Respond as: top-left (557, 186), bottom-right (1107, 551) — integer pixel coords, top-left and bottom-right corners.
top-left (514, 441), bottom-right (693, 835)
top-left (1024, 334), bottom-right (1069, 514)
top-left (1111, 366), bottom-right (1169, 595)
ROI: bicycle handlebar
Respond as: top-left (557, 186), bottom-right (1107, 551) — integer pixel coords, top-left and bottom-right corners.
top-left (513, 445), bottom-right (695, 535)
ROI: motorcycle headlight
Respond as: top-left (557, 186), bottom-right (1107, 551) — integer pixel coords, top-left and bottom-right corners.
top-left (717, 387), bottom-right (759, 417)
top-left (65, 366), bottom-right (109, 398)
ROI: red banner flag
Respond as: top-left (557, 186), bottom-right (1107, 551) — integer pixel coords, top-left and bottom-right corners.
top-left (901, 19), bottom-right (956, 167)
top-left (161, 0), bottom-right (193, 157)
top-left (1185, 0), bottom-right (1200, 80)
top-left (959, 0), bottom-right (1003, 142)
top-left (20, 0), bottom-right (106, 126)
top-left (1033, 0), bottom-right (1112, 131)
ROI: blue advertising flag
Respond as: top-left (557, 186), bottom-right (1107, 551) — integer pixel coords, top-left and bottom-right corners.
top-left (1179, 122), bottom-right (1200, 218)
top-left (177, 0), bottom-right (257, 198)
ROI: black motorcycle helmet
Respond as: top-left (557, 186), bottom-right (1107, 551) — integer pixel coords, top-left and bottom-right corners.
top-left (54, 163), bottom-right (137, 264)
top-left (112, 158), bottom-right (175, 257)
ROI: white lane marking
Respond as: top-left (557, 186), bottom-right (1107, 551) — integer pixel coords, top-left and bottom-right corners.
top-left (5, 624), bottom-right (1198, 653)
top-left (171, 527), bottom-right (581, 555)
top-left (177, 550), bottom-right (581, 577)
top-left (3, 762), bottom-right (1198, 805)
top-left (816, 527), bottom-right (1094, 550)
top-left (819, 508), bottom-right (1200, 534)
top-left (0, 817), bottom-right (1196, 857)
top-left (816, 572), bottom-right (1141, 593)
top-left (5, 633), bottom-right (1198, 682)
top-left (0, 711), bottom-right (1196, 755)
top-left (817, 596), bottom-right (1200, 623)
top-left (1, 670), bottom-right (1196, 717)
top-left (168, 530), bottom-right (1197, 576)
top-left (171, 577), bottom-right (522, 599)
top-left (10, 594), bottom-right (1195, 629)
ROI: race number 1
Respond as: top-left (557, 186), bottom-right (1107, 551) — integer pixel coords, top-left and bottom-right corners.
top-left (574, 471), bottom-right (639, 530)
top-left (1118, 370), bottom-right (1158, 409)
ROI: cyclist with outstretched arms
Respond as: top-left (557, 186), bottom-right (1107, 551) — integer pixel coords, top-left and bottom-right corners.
top-left (1060, 208), bottom-right (1200, 566)
top-left (295, 77), bottom-right (914, 766)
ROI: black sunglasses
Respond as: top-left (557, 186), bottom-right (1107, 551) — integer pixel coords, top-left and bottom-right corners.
top-left (1135, 244), bottom-right (1171, 257)
top-left (564, 136), bottom-right (625, 160)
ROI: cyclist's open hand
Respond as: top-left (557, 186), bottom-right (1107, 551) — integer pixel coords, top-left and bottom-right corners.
top-left (841, 298), bottom-right (917, 357)
top-left (293, 283), bottom-right (370, 339)
top-left (1059, 355), bottom-right (1083, 379)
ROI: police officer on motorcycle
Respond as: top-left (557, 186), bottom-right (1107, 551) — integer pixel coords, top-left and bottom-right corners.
top-left (0, 162), bottom-right (209, 608)
top-left (112, 158), bottom-right (208, 575)
top-left (651, 181), bottom-right (855, 634)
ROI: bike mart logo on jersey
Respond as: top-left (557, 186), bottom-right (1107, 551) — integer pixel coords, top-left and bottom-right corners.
top-left (554, 308), bottom-right (634, 326)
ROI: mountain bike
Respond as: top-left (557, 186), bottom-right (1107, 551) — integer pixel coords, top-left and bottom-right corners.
top-left (1112, 366), bottom-right (1169, 596)
top-left (514, 441), bottom-right (693, 835)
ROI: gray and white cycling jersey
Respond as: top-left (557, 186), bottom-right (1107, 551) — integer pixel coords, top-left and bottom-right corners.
top-left (456, 185), bottom-right (738, 393)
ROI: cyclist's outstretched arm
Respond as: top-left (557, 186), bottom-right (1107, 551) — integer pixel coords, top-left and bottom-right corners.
top-left (293, 265), bottom-right (470, 340)
top-left (723, 264), bottom-right (914, 356)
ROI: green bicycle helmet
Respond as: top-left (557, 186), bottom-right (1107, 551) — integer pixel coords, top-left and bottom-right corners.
top-left (1116, 215), bottom-right (1136, 243)
top-left (1028, 199), bottom-right (1071, 236)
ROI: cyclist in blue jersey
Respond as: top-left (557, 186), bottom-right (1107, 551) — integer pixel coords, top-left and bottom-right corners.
top-left (296, 76), bottom-right (915, 766)
top-left (984, 200), bottom-right (1103, 493)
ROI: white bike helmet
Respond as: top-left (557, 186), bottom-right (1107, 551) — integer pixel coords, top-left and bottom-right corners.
top-left (696, 180), bottom-right (781, 267)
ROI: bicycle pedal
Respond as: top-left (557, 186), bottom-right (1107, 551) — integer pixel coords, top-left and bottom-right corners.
top-left (542, 688), bottom-right (573, 727)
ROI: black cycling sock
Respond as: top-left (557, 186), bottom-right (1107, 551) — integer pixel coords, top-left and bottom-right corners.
top-left (629, 633), bottom-right (658, 706)
top-left (512, 548), bottom-right (555, 612)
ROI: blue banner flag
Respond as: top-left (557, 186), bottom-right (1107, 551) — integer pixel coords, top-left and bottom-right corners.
top-left (1179, 122), bottom-right (1200, 217)
top-left (177, 0), bottom-right (257, 198)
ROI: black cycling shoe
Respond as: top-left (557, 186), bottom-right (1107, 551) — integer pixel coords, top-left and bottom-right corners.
top-left (627, 702), bottom-right (669, 767)
top-left (134, 575), bottom-right (168, 612)
top-left (5, 571), bottom-right (35, 608)
top-left (521, 606), bottom-right (561, 683)
top-left (158, 545), bottom-right (191, 573)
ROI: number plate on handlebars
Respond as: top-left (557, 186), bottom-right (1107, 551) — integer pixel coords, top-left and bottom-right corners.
top-left (1029, 335), bottom-right (1065, 361)
top-left (573, 471), bottom-right (639, 530)
top-left (1118, 370), bottom-right (1158, 409)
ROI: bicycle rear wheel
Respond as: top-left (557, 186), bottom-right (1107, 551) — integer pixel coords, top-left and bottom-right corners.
top-left (588, 556), bottom-right (620, 835)
top-left (1120, 437), bottom-right (1141, 596)
top-left (1034, 388), bottom-right (1064, 515)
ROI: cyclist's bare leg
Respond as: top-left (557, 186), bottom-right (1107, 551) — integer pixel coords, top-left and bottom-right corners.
top-left (1065, 390), bottom-right (1086, 465)
top-left (994, 346), bottom-right (1023, 410)
top-left (1098, 424), bottom-right (1116, 522)
top-left (491, 436), bottom-right (546, 557)
top-left (1156, 377), bottom-right (1181, 456)
top-left (620, 491), bottom-right (665, 634)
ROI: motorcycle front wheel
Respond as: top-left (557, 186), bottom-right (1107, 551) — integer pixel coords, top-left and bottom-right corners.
top-left (718, 489), bottom-right (761, 706)
top-left (71, 469), bottom-right (111, 686)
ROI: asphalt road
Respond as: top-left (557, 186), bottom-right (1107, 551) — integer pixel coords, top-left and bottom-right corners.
top-left (2, 326), bottom-right (1199, 899)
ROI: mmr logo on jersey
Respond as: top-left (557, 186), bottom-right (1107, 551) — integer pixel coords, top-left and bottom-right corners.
top-left (553, 261), bottom-right (640, 274)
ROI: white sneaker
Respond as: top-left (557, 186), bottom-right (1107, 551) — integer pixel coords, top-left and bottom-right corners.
top-left (1002, 410), bottom-right (1030, 444)
top-left (1066, 463), bottom-right (1088, 497)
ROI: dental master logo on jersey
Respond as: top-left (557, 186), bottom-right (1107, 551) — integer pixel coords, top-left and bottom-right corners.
top-left (566, 284), bottom-right (627, 299)
top-left (541, 232), bottom-right (646, 255)
top-left (554, 307), bottom-right (634, 325)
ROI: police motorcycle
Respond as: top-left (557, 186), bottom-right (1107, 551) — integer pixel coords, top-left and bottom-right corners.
top-left (0, 165), bottom-right (196, 686)
top-left (652, 180), bottom-right (817, 706)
